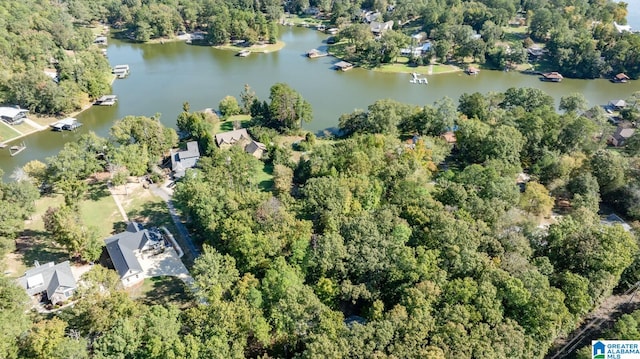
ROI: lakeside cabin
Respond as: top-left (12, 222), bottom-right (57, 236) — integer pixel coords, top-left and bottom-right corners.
top-left (51, 118), bottom-right (82, 132)
top-left (112, 65), bottom-right (130, 78)
top-left (466, 67), bottom-right (480, 75)
top-left (334, 61), bottom-right (354, 71)
top-left (237, 50), bottom-right (251, 57)
top-left (307, 49), bottom-right (328, 58)
top-left (95, 95), bottom-right (118, 106)
top-left (541, 72), bottom-right (563, 82)
top-left (613, 73), bottom-right (630, 83)
top-left (0, 107), bottom-right (28, 125)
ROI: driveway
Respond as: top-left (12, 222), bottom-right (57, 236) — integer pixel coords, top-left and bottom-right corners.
top-left (139, 247), bottom-right (194, 286)
top-left (150, 181), bottom-right (200, 262)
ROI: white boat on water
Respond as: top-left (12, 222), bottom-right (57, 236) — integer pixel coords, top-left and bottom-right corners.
top-left (410, 72), bottom-right (428, 84)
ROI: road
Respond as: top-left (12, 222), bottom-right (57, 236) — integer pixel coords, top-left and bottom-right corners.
top-left (546, 283), bottom-right (640, 359)
top-left (150, 182), bottom-right (200, 264)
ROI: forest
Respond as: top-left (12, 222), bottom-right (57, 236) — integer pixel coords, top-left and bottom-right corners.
top-left (1, 83), bottom-right (640, 358)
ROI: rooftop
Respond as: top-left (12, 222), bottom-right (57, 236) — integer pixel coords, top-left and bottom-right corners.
top-left (215, 128), bottom-right (251, 146)
top-left (17, 261), bottom-right (77, 299)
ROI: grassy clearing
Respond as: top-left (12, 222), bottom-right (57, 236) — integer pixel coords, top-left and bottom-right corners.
top-left (128, 276), bottom-right (194, 308)
top-left (257, 162), bottom-right (274, 191)
top-left (214, 115), bottom-right (252, 134)
top-left (12, 122), bottom-right (36, 134)
top-left (0, 122), bottom-right (21, 142)
top-left (214, 40), bottom-right (285, 53)
top-left (284, 14), bottom-right (326, 26)
top-left (118, 183), bottom-right (180, 240)
top-left (375, 62), bottom-right (462, 75)
top-left (81, 182), bottom-right (124, 237)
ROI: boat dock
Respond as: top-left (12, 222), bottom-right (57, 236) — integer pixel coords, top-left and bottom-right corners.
top-left (410, 72), bottom-right (428, 84)
top-left (237, 50), bottom-right (251, 57)
top-left (95, 95), bottom-right (118, 106)
top-left (113, 64), bottom-right (130, 78)
top-left (9, 142), bottom-right (26, 156)
top-left (307, 49), bottom-right (328, 58)
top-left (51, 118), bottom-right (82, 131)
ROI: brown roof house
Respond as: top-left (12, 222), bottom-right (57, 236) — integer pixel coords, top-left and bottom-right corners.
top-left (613, 73), bottom-right (630, 83)
top-left (215, 129), bottom-right (267, 159)
top-left (610, 126), bottom-right (635, 147)
top-left (17, 261), bottom-right (77, 305)
top-left (441, 131), bottom-right (457, 145)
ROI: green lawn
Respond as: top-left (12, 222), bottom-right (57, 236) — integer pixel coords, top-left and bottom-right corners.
top-left (80, 182), bottom-right (123, 237)
top-left (375, 62), bottom-right (462, 75)
top-left (12, 122), bottom-right (37, 134)
top-left (257, 162), bottom-right (274, 191)
top-left (0, 122), bottom-right (21, 142)
top-left (214, 115), bottom-right (252, 134)
top-left (129, 276), bottom-right (194, 308)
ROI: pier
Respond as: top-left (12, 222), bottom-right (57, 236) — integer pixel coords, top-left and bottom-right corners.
top-left (237, 50), bottom-right (251, 57)
top-left (113, 64), bottom-right (130, 79)
top-left (409, 72), bottom-right (428, 84)
top-left (307, 49), bottom-right (328, 58)
top-left (51, 118), bottom-right (82, 132)
top-left (9, 142), bottom-right (26, 156)
top-left (95, 95), bottom-right (118, 106)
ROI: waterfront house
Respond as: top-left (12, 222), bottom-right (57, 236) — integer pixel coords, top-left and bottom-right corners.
top-left (601, 213), bottom-right (632, 232)
top-left (17, 261), bottom-right (77, 305)
top-left (613, 73), bottom-right (630, 83)
top-left (541, 72), bottom-right (563, 82)
top-left (170, 141), bottom-right (201, 178)
top-left (0, 107), bottom-right (28, 125)
top-left (441, 131), bottom-right (457, 145)
top-left (527, 46), bottom-right (544, 57)
top-left (609, 99), bottom-right (627, 110)
top-left (245, 140), bottom-right (267, 159)
top-left (370, 20), bottom-right (393, 36)
top-left (215, 128), bottom-right (252, 147)
top-left (610, 126), bottom-right (635, 147)
top-left (104, 222), bottom-right (164, 287)
top-left (334, 61), bottom-right (354, 71)
top-left (421, 42), bottom-right (432, 53)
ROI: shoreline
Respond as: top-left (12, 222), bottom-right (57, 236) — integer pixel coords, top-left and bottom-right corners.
top-left (212, 40), bottom-right (286, 53)
top-left (0, 75), bottom-right (117, 146)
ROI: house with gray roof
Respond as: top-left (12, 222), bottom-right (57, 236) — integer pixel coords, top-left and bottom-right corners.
top-left (17, 261), bottom-right (77, 305)
top-left (370, 20), bottom-right (393, 36)
top-left (610, 126), bottom-right (635, 147)
top-left (170, 141), bottom-right (200, 178)
top-left (104, 222), bottom-right (158, 287)
top-left (0, 106), bottom-right (29, 125)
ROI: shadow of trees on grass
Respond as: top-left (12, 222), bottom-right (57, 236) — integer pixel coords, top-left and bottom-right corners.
top-left (18, 230), bottom-right (68, 266)
top-left (139, 276), bottom-right (194, 308)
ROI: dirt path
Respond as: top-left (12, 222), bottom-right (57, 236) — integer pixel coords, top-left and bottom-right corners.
top-left (546, 283), bottom-right (640, 359)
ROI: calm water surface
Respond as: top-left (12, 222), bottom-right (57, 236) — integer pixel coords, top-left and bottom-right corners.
top-left (1, 26), bottom-right (640, 177)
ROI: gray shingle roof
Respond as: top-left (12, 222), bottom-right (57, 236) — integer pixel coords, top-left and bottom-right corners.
top-left (170, 141), bottom-right (200, 177)
top-left (104, 223), bottom-right (150, 279)
top-left (18, 261), bottom-right (77, 297)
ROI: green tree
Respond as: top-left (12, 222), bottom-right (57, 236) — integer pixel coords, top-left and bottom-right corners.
top-left (110, 115), bottom-right (178, 161)
top-left (519, 181), bottom-right (554, 217)
top-left (218, 95), bottom-right (241, 119)
top-left (266, 83), bottom-right (313, 132)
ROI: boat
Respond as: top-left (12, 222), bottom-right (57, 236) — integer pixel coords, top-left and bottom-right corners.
top-left (237, 50), bottom-right (251, 57)
top-left (95, 95), bottom-right (118, 106)
top-left (51, 118), bottom-right (82, 131)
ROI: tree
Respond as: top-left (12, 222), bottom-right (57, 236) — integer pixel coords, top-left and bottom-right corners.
top-left (559, 93), bottom-right (588, 113)
top-left (20, 317), bottom-right (88, 359)
top-left (218, 95), bottom-right (241, 119)
top-left (266, 83), bottom-right (313, 132)
top-left (519, 182), bottom-right (554, 217)
top-left (239, 84), bottom-right (257, 114)
top-left (0, 276), bottom-right (30, 359)
top-left (43, 205), bottom-right (99, 261)
top-left (110, 115), bottom-right (178, 161)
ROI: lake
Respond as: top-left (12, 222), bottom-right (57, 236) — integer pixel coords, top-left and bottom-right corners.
top-left (1, 25), bottom-right (640, 178)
